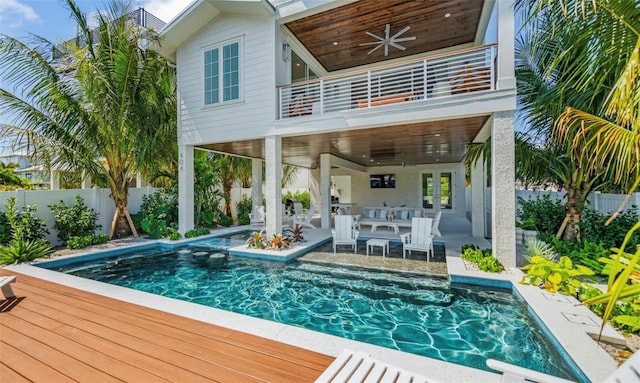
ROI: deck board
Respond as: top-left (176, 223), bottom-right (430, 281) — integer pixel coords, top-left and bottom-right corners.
top-left (0, 270), bottom-right (334, 382)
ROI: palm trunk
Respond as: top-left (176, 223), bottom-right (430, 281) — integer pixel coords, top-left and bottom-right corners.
top-left (108, 176), bottom-right (138, 239)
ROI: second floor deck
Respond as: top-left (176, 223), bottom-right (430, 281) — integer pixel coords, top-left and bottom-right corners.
top-left (278, 44), bottom-right (498, 120)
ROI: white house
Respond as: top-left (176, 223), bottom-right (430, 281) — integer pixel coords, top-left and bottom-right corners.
top-left (155, 0), bottom-right (517, 266)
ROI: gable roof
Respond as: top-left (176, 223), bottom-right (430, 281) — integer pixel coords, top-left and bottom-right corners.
top-left (155, 0), bottom-right (275, 62)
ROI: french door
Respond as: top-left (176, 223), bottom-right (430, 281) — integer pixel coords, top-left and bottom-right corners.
top-left (421, 172), bottom-right (454, 214)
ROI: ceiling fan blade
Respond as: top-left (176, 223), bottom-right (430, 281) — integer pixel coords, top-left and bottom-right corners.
top-left (384, 44), bottom-right (388, 56)
top-left (367, 44), bottom-right (384, 55)
top-left (389, 42), bottom-right (406, 51)
top-left (359, 41), bottom-right (382, 46)
top-left (391, 25), bottom-right (411, 39)
top-left (393, 36), bottom-right (416, 42)
top-left (365, 32), bottom-right (384, 41)
top-left (385, 24), bottom-right (391, 38)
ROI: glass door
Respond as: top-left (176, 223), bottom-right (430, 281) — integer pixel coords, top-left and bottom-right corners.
top-left (422, 172), bottom-right (453, 213)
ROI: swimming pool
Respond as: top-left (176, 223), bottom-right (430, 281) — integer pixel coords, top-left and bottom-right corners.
top-left (39, 241), bottom-right (579, 381)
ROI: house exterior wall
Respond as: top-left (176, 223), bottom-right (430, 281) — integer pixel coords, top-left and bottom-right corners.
top-left (176, 14), bottom-right (277, 146)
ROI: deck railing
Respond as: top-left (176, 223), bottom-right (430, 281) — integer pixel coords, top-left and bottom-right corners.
top-left (278, 44), bottom-right (497, 120)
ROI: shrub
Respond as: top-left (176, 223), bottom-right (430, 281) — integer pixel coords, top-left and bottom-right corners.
top-left (138, 188), bottom-right (179, 227)
top-left (49, 196), bottom-right (101, 243)
top-left (517, 195), bottom-right (566, 236)
top-left (236, 196), bottom-right (252, 226)
top-left (140, 214), bottom-right (167, 239)
top-left (282, 190), bottom-right (310, 209)
top-left (2, 197), bottom-right (49, 243)
top-left (184, 229), bottom-right (199, 238)
top-left (520, 256), bottom-right (594, 295)
top-left (460, 244), bottom-right (504, 273)
top-left (92, 234), bottom-right (109, 245)
top-left (0, 213), bottom-right (11, 245)
top-left (579, 206), bottom-right (640, 253)
top-left (65, 234), bottom-right (110, 250)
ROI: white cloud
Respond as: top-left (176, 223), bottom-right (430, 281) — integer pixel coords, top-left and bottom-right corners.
top-left (0, 0), bottom-right (39, 29)
top-left (142, 0), bottom-right (189, 24)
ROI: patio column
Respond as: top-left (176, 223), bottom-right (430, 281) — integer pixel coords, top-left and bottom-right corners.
top-left (496, 0), bottom-right (516, 90)
top-left (491, 111), bottom-right (516, 268)
top-left (320, 153), bottom-right (331, 229)
top-left (251, 158), bottom-right (263, 209)
top-left (178, 144), bottom-right (195, 234)
top-left (50, 170), bottom-right (60, 190)
top-left (265, 135), bottom-right (282, 237)
top-left (470, 157), bottom-right (486, 237)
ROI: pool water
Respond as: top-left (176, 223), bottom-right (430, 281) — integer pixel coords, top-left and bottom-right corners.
top-left (44, 244), bottom-right (578, 380)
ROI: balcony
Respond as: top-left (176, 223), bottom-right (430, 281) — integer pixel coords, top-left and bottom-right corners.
top-left (278, 44), bottom-right (497, 120)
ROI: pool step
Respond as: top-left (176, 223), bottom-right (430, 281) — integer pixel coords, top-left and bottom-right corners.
top-left (315, 349), bottom-right (437, 383)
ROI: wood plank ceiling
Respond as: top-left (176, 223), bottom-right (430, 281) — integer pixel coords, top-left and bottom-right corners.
top-left (284, 0), bottom-right (486, 72)
top-left (199, 116), bottom-right (489, 169)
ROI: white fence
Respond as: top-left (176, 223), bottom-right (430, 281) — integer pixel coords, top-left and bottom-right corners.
top-left (0, 187), bottom-right (156, 245)
top-left (466, 188), bottom-right (640, 216)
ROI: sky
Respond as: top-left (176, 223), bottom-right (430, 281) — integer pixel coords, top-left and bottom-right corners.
top-left (0, 0), bottom-right (189, 43)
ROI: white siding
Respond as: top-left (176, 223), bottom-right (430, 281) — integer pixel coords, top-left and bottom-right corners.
top-left (177, 14), bottom-right (277, 146)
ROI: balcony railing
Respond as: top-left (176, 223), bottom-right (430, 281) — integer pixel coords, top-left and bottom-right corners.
top-left (278, 44), bottom-right (497, 120)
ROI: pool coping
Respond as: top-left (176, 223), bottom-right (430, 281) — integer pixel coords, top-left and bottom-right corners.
top-left (446, 256), bottom-right (622, 383)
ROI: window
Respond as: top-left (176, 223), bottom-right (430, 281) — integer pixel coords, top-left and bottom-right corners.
top-left (204, 40), bottom-right (240, 105)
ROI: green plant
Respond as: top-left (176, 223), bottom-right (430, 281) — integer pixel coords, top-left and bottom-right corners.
top-left (0, 239), bottom-right (54, 265)
top-left (184, 229), bottom-right (199, 238)
top-left (236, 196), bottom-right (252, 226)
top-left (138, 189), bottom-right (179, 228)
top-left (168, 231), bottom-right (182, 241)
top-left (92, 234), bottom-right (109, 245)
top-left (520, 256), bottom-right (594, 295)
top-left (196, 227), bottom-right (210, 236)
top-left (282, 190), bottom-right (311, 209)
top-left (3, 197), bottom-right (49, 243)
top-left (49, 196), bottom-right (101, 243)
top-left (461, 246), bottom-right (484, 263)
top-left (478, 256), bottom-right (504, 273)
top-left (0, 213), bottom-right (11, 245)
top-left (517, 195), bottom-right (566, 236)
top-left (246, 231), bottom-right (267, 249)
top-left (140, 214), bottom-right (167, 239)
top-left (523, 238), bottom-right (557, 264)
top-left (66, 236), bottom-right (94, 250)
top-left (579, 206), bottom-right (640, 253)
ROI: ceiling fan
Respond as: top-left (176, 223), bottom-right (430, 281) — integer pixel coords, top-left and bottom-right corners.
top-left (359, 24), bottom-right (416, 56)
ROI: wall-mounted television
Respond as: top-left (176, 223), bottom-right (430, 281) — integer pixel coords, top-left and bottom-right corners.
top-left (370, 174), bottom-right (395, 189)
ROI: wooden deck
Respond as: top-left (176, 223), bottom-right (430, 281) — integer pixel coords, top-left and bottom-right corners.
top-left (0, 269), bottom-right (333, 382)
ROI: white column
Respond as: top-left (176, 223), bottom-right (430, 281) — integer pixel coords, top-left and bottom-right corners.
top-left (251, 158), bottom-right (263, 209)
top-left (178, 145), bottom-right (195, 234)
top-left (265, 136), bottom-right (282, 237)
top-left (50, 170), bottom-right (60, 190)
top-left (136, 175), bottom-right (149, 188)
top-left (491, 111), bottom-right (516, 268)
top-left (496, 0), bottom-right (516, 90)
top-left (81, 171), bottom-right (91, 189)
top-left (471, 157), bottom-right (486, 237)
top-left (320, 153), bottom-right (331, 229)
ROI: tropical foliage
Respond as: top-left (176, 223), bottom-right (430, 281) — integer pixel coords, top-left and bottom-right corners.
top-left (0, 162), bottom-right (29, 190)
top-left (0, 0), bottom-right (177, 238)
top-left (48, 195), bottom-right (101, 243)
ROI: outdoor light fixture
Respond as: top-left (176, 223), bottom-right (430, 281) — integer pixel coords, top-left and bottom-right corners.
top-left (282, 42), bottom-right (291, 62)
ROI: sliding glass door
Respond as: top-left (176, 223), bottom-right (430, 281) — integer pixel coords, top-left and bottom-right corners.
top-left (421, 172), bottom-right (453, 214)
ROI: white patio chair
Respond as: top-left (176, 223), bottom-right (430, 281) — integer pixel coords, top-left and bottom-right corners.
top-left (249, 206), bottom-right (265, 226)
top-left (293, 205), bottom-right (316, 229)
top-left (432, 211), bottom-right (442, 237)
top-left (332, 215), bottom-right (359, 253)
top-left (400, 217), bottom-right (434, 262)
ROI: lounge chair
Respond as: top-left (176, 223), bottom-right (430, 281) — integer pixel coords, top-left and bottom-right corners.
top-left (0, 275), bottom-right (16, 299)
top-left (332, 215), bottom-right (359, 253)
top-left (400, 217), bottom-right (434, 262)
top-left (249, 206), bottom-right (265, 226)
top-left (293, 205), bottom-right (316, 229)
top-left (431, 211), bottom-right (442, 237)
top-left (318, 348), bottom-right (640, 383)
top-left (314, 349), bottom-right (436, 383)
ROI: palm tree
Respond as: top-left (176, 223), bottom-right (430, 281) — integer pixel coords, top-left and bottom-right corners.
top-left (0, 163), bottom-right (29, 190)
top-left (0, 0), bottom-right (176, 238)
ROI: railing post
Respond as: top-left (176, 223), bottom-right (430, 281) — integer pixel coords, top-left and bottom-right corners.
top-left (490, 46), bottom-right (496, 91)
top-left (319, 79), bottom-right (324, 115)
top-left (278, 88), bottom-right (282, 120)
top-left (423, 59), bottom-right (428, 99)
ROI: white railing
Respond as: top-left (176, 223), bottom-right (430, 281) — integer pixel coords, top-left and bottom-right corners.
top-left (278, 44), bottom-right (497, 119)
